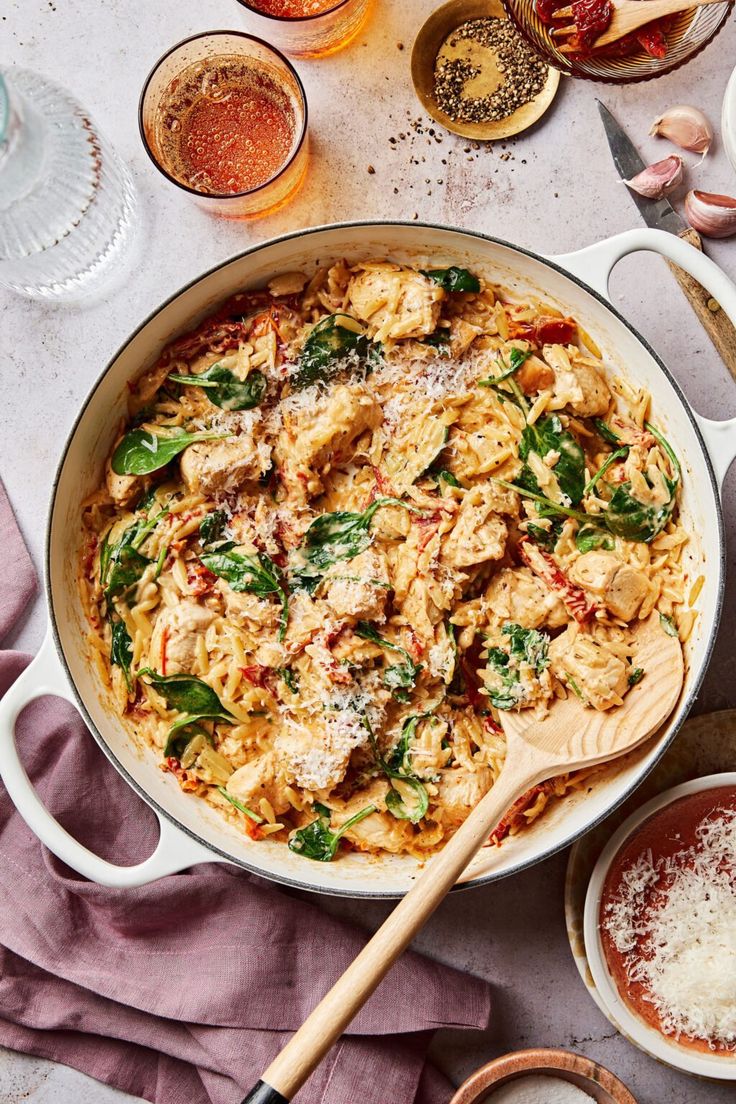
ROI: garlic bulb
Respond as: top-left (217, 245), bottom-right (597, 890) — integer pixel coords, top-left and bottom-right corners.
top-left (685, 190), bottom-right (736, 238)
top-left (650, 106), bottom-right (713, 157)
top-left (625, 155), bottom-right (683, 200)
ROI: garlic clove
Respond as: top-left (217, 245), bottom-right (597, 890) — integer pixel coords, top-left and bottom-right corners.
top-left (650, 105), bottom-right (713, 157)
top-left (625, 155), bottom-right (683, 200)
top-left (684, 190), bottom-right (736, 239)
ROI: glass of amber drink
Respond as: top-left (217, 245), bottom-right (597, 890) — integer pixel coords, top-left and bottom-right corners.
top-left (235, 0), bottom-right (371, 58)
top-left (139, 32), bottom-right (308, 219)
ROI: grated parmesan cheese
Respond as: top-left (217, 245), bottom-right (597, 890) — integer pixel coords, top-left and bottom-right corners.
top-left (604, 808), bottom-right (736, 1049)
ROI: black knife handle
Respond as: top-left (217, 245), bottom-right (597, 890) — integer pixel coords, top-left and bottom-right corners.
top-left (240, 1080), bottom-right (289, 1104)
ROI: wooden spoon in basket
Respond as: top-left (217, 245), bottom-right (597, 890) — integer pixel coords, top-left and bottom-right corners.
top-left (241, 612), bottom-right (684, 1104)
top-left (551, 0), bottom-right (722, 53)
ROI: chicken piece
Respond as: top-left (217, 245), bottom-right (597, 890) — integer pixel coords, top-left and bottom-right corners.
top-left (542, 344), bottom-right (611, 417)
top-left (441, 484), bottom-right (509, 568)
top-left (516, 354), bottom-right (555, 395)
top-left (221, 584), bottom-right (281, 636)
top-left (180, 437), bottom-right (268, 496)
top-left (484, 567), bottom-right (568, 631)
top-left (323, 548), bottom-right (389, 621)
top-left (347, 264), bottom-right (445, 342)
top-left (333, 781), bottom-right (415, 853)
top-left (276, 384), bottom-right (382, 499)
top-left (227, 751), bottom-right (290, 816)
top-left (275, 710), bottom-right (370, 793)
top-left (549, 626), bottom-right (629, 711)
top-left (148, 600), bottom-right (216, 675)
top-left (105, 453), bottom-right (143, 508)
top-left (568, 551), bottom-right (649, 622)
top-left (437, 766), bottom-right (493, 826)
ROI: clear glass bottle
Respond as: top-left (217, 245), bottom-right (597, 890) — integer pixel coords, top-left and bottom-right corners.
top-left (0, 68), bottom-right (138, 301)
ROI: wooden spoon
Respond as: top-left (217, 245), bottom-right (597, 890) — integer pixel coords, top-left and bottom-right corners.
top-left (551, 0), bottom-right (722, 52)
top-left (241, 613), bottom-right (683, 1104)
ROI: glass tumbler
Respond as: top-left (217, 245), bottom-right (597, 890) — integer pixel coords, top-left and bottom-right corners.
top-left (139, 32), bottom-right (309, 219)
top-left (235, 0), bottom-right (371, 57)
top-left (0, 68), bottom-right (137, 301)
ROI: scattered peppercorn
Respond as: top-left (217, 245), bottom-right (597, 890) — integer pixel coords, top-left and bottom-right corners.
top-left (433, 17), bottom-right (549, 124)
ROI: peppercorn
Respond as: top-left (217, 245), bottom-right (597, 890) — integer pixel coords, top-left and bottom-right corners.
top-left (433, 17), bottom-right (548, 124)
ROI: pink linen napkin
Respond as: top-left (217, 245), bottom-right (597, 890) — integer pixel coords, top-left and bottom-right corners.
top-left (0, 480), bottom-right (492, 1104)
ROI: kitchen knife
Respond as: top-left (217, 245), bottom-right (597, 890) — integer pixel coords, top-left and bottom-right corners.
top-left (598, 99), bottom-right (736, 381)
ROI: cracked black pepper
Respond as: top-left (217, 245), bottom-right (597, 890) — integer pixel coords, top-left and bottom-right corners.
top-left (433, 17), bottom-right (548, 124)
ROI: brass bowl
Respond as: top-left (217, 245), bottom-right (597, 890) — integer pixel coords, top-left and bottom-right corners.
top-left (411, 0), bottom-right (560, 141)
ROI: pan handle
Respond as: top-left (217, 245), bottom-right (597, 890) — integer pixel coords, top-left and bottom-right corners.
top-left (551, 227), bottom-right (736, 487)
top-left (0, 629), bottom-right (219, 887)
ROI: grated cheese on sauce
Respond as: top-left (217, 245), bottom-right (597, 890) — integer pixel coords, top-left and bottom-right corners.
top-left (604, 808), bottom-right (736, 1050)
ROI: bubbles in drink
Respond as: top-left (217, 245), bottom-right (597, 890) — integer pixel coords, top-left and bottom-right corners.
top-left (248, 0), bottom-right (339, 14)
top-left (149, 55), bottom-right (299, 195)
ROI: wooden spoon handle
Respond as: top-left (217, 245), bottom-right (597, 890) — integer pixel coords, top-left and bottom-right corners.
top-left (240, 769), bottom-right (532, 1103)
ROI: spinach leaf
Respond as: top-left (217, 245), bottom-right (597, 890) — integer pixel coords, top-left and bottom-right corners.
top-left (111, 428), bottom-right (229, 476)
top-left (485, 623), bottom-right (550, 711)
top-left (422, 267), bottom-right (480, 293)
top-left (137, 669), bottom-right (235, 719)
top-left (585, 447), bottom-right (628, 496)
top-left (575, 524), bottom-right (615, 553)
top-left (293, 496), bottom-right (421, 590)
top-left (168, 364), bottom-right (267, 412)
top-left (199, 547), bottom-right (288, 641)
top-left (659, 612), bottom-right (678, 638)
top-left (430, 469), bottom-right (463, 489)
top-left (366, 722), bottom-right (429, 824)
top-left (199, 509), bottom-right (229, 547)
top-left (163, 717), bottom-right (212, 759)
top-left (494, 477), bottom-right (592, 525)
top-left (421, 330), bottom-right (451, 354)
top-left (110, 619), bottom-right (133, 692)
top-left (527, 517), bottom-right (564, 550)
top-left (355, 621), bottom-right (422, 702)
top-left (505, 622), bottom-right (551, 670)
top-left (478, 347), bottom-right (531, 387)
top-left (594, 418), bottom-right (621, 445)
top-left (628, 667), bottom-right (644, 686)
top-left (387, 712), bottom-right (435, 775)
top-left (218, 785), bottom-right (264, 824)
top-left (291, 313), bottom-right (378, 391)
top-left (279, 667), bottom-right (299, 694)
top-left (604, 422), bottom-right (680, 544)
top-left (101, 494), bottom-right (171, 600)
top-left (105, 541), bottom-right (150, 599)
top-left (288, 802), bottom-right (376, 861)
top-left (518, 414), bottom-right (586, 506)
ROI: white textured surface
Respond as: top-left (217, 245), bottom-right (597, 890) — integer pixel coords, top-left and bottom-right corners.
top-left (3, 0), bottom-right (736, 1102)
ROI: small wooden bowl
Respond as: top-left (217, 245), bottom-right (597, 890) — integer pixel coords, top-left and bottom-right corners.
top-left (450, 1048), bottom-right (638, 1104)
top-left (411, 0), bottom-right (560, 141)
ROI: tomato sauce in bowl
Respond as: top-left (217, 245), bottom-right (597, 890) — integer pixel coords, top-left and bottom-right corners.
top-left (599, 785), bottom-right (736, 1056)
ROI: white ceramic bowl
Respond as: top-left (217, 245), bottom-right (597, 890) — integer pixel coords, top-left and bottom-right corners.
top-left (583, 772), bottom-right (736, 1080)
top-left (721, 64), bottom-right (736, 175)
top-left (1, 222), bottom-right (736, 898)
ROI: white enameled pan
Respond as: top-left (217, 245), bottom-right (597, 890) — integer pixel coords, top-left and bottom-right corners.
top-left (1, 222), bottom-right (735, 897)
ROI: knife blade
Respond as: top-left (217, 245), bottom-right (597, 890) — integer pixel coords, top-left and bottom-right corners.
top-left (598, 99), bottom-right (736, 381)
top-left (597, 100), bottom-right (687, 237)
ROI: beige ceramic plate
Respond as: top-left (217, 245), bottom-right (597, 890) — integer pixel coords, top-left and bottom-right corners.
top-left (565, 709), bottom-right (736, 1060)
top-left (411, 0), bottom-right (560, 140)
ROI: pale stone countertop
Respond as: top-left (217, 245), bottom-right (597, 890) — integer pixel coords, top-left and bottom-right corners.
top-left (2, 0), bottom-right (736, 1101)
